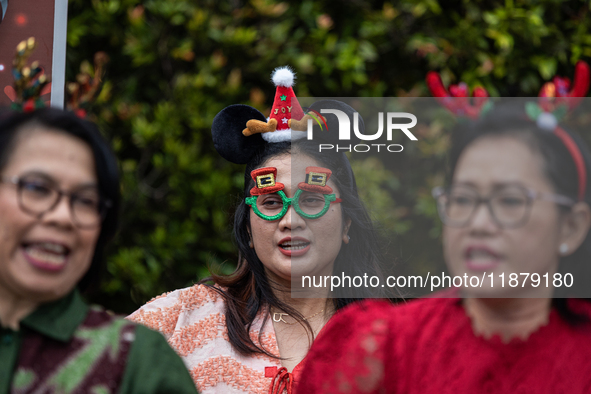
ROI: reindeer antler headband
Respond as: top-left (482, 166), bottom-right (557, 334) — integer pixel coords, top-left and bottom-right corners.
top-left (527, 61), bottom-right (590, 201)
top-left (426, 71), bottom-right (490, 119)
top-left (8, 37), bottom-right (51, 112)
top-left (427, 62), bottom-right (590, 201)
top-left (5, 37), bottom-right (108, 117)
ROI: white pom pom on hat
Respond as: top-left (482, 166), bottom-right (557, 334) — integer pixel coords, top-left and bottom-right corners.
top-left (272, 66), bottom-right (295, 87)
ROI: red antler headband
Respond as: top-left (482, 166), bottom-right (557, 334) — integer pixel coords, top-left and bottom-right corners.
top-left (428, 63), bottom-right (590, 202)
top-left (426, 72), bottom-right (489, 119)
top-left (533, 60), bottom-right (590, 201)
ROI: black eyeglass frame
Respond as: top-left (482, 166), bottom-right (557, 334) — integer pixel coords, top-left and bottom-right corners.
top-left (432, 185), bottom-right (576, 229)
top-left (0, 175), bottom-right (112, 229)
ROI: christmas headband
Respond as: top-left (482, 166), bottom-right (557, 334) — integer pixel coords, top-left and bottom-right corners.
top-left (427, 62), bottom-right (590, 201)
top-left (426, 71), bottom-right (490, 119)
top-left (5, 37), bottom-right (108, 117)
top-left (211, 66), bottom-right (362, 164)
top-left (7, 37), bottom-right (51, 112)
top-left (527, 61), bottom-right (590, 201)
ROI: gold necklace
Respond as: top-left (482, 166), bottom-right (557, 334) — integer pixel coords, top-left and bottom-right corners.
top-left (272, 309), bottom-right (324, 325)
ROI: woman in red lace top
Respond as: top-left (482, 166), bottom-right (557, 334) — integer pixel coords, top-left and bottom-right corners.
top-left (298, 103), bottom-right (591, 393)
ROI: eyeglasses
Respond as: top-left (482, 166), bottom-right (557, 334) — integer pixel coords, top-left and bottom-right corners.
top-left (245, 189), bottom-right (341, 221)
top-left (0, 175), bottom-right (112, 229)
top-left (432, 184), bottom-right (575, 229)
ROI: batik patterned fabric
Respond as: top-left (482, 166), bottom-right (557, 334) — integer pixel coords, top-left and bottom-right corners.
top-left (128, 284), bottom-right (288, 394)
top-left (12, 307), bottom-right (136, 393)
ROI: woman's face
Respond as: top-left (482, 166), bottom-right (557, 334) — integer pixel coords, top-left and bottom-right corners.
top-left (0, 126), bottom-right (100, 303)
top-left (249, 153), bottom-right (349, 285)
top-left (443, 136), bottom-right (567, 296)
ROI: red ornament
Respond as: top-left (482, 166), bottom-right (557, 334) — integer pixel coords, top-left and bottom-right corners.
top-left (23, 99), bottom-right (35, 112)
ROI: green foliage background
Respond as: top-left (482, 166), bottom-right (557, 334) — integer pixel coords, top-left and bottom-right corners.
top-left (66, 0), bottom-right (591, 313)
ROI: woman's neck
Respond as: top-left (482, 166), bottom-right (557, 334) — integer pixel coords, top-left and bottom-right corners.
top-left (464, 297), bottom-right (552, 343)
top-left (0, 288), bottom-right (38, 330)
top-left (270, 281), bottom-right (331, 320)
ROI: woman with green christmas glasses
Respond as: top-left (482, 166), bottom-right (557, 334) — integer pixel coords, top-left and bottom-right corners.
top-left (129, 67), bottom-right (391, 394)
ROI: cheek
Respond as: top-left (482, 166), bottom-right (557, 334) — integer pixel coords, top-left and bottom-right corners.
top-left (249, 216), bottom-right (274, 248)
top-left (0, 197), bottom-right (32, 252)
top-left (314, 212), bottom-right (344, 248)
top-left (442, 228), bottom-right (462, 255)
top-left (513, 210), bottom-right (562, 260)
top-left (78, 230), bottom-right (100, 261)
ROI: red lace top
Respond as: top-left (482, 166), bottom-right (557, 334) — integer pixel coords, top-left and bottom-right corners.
top-left (297, 297), bottom-right (591, 394)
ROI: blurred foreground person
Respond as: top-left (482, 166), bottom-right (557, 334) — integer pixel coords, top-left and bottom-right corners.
top-left (0, 108), bottom-right (198, 394)
top-left (298, 100), bottom-right (591, 393)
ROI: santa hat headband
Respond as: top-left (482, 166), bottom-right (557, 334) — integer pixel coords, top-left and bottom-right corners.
top-left (211, 67), bottom-right (357, 165)
top-left (211, 66), bottom-right (307, 165)
top-left (427, 62), bottom-right (590, 201)
top-left (241, 66), bottom-right (307, 143)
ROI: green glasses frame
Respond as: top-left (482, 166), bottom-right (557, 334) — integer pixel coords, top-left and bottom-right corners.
top-left (245, 189), bottom-right (339, 221)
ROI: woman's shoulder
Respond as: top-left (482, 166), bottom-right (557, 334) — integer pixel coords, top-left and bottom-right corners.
top-left (127, 283), bottom-right (226, 337)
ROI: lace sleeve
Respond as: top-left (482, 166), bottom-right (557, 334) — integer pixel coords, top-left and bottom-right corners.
top-left (297, 300), bottom-right (395, 394)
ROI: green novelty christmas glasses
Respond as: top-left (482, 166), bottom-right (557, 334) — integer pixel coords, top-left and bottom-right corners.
top-left (245, 189), bottom-right (340, 221)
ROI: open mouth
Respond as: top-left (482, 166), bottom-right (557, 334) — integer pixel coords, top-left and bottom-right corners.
top-left (465, 247), bottom-right (501, 270)
top-left (278, 238), bottom-right (311, 257)
top-left (279, 240), bottom-right (310, 251)
top-left (22, 242), bottom-right (71, 272)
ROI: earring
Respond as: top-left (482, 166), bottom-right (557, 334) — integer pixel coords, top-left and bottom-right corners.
top-left (343, 235), bottom-right (351, 244)
top-left (559, 243), bottom-right (569, 255)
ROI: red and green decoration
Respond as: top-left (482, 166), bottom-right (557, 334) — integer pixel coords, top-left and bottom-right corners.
top-left (10, 37), bottom-right (50, 112)
top-left (66, 52), bottom-right (109, 118)
top-left (526, 60), bottom-right (590, 129)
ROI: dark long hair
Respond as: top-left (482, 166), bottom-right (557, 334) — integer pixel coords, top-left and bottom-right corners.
top-left (448, 103), bottom-right (591, 324)
top-left (204, 138), bottom-right (392, 357)
top-left (0, 108), bottom-right (120, 292)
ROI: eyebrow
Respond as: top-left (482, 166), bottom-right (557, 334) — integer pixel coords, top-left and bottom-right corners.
top-left (19, 170), bottom-right (99, 189)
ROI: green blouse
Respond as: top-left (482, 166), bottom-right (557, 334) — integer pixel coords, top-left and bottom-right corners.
top-left (0, 290), bottom-right (198, 394)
